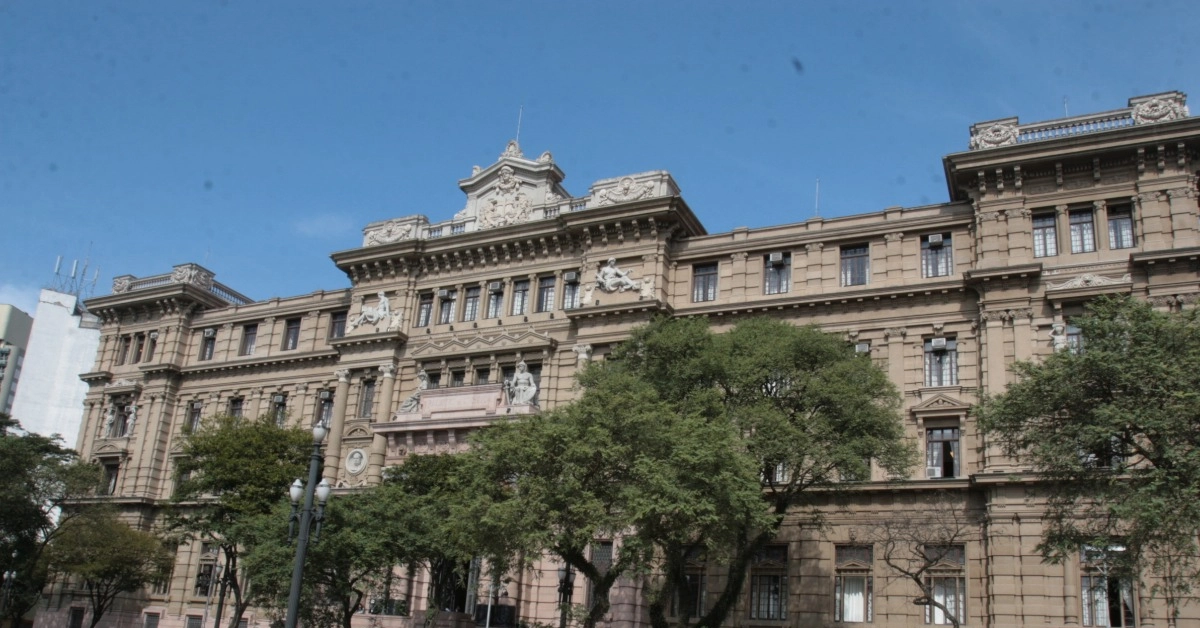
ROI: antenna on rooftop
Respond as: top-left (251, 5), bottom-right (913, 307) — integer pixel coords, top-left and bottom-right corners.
top-left (46, 251), bottom-right (98, 300)
top-left (814, 178), bottom-right (820, 218)
top-left (515, 103), bottom-right (524, 144)
top-left (1063, 96), bottom-right (1070, 117)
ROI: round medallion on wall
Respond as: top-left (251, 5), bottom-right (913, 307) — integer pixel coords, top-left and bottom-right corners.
top-left (345, 448), bottom-right (367, 476)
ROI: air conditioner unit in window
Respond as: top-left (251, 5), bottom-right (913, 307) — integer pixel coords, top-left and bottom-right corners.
top-left (318, 390), bottom-right (332, 400)
top-left (124, 405), bottom-right (134, 413)
top-left (272, 395), bottom-right (286, 404)
top-left (928, 234), bottom-right (945, 247)
top-left (149, 331), bottom-right (159, 339)
top-left (855, 342), bottom-right (871, 354)
top-left (563, 272), bottom-right (579, 283)
top-left (203, 328), bottom-right (216, 338)
top-left (437, 289), bottom-right (450, 299)
top-left (488, 282), bottom-right (503, 293)
top-left (930, 337), bottom-right (948, 349)
top-left (768, 252), bottom-right (786, 265)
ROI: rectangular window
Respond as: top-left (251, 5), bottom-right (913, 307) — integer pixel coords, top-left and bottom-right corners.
top-left (925, 428), bottom-right (960, 479)
top-left (671, 572), bottom-right (707, 619)
top-left (426, 371), bottom-right (441, 389)
top-left (450, 223), bottom-right (465, 235)
top-left (271, 394), bottom-right (287, 426)
top-left (588, 541), bottom-right (615, 612)
top-left (475, 368), bottom-right (490, 385)
top-left (438, 290), bottom-right (457, 324)
top-left (116, 336), bottom-right (131, 365)
top-left (749, 546), bottom-right (787, 620)
top-left (692, 263), bottom-right (718, 302)
top-left (450, 370), bottom-right (465, 387)
top-left (144, 614), bottom-right (161, 628)
top-left (239, 324), bottom-right (257, 356)
top-left (359, 380), bottom-right (376, 418)
top-left (317, 396), bottom-right (333, 427)
top-left (185, 617), bottom-right (202, 628)
top-left (145, 334), bottom-right (157, 362)
top-left (1071, 209), bottom-right (1097, 253)
top-left (511, 280), bottom-right (530, 315)
top-left (102, 461), bottom-right (120, 495)
top-left (1082, 547), bottom-right (1136, 627)
top-left (462, 287), bottom-right (480, 321)
top-left (924, 338), bottom-right (958, 387)
top-left (563, 281), bottom-right (581, 310)
top-left (227, 397), bottom-right (244, 418)
top-left (194, 561), bottom-right (214, 597)
top-left (329, 311), bottom-right (347, 339)
top-left (537, 277), bottom-right (556, 313)
top-left (132, 334), bottom-right (145, 363)
top-left (1108, 206), bottom-right (1135, 250)
top-left (282, 318), bottom-right (301, 350)
top-left (922, 234), bottom-right (953, 278)
top-left (69, 609), bottom-right (85, 628)
top-left (486, 286), bottom-right (504, 319)
top-left (1067, 324), bottom-right (1084, 354)
top-left (199, 335), bottom-right (215, 361)
top-left (416, 294), bottom-right (434, 327)
top-left (841, 244), bottom-right (870, 286)
top-left (186, 402), bottom-right (203, 433)
top-left (926, 576), bottom-right (966, 625)
top-left (835, 545), bottom-right (874, 623)
top-left (764, 254), bottom-right (791, 295)
top-left (1033, 213), bottom-right (1058, 257)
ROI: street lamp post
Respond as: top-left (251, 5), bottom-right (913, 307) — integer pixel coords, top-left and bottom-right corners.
top-left (284, 423), bottom-right (333, 628)
top-left (556, 565), bottom-right (575, 628)
top-left (1, 568), bottom-right (16, 622)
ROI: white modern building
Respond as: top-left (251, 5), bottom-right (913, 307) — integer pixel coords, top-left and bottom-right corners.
top-left (9, 289), bottom-right (101, 446)
top-left (0, 303), bottom-right (34, 417)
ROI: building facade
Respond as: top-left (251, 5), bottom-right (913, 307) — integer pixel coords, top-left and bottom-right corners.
top-left (0, 303), bottom-right (34, 417)
top-left (9, 289), bottom-right (102, 445)
top-left (39, 91), bottom-right (1200, 628)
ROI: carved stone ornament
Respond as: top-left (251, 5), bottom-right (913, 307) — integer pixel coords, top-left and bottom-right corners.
top-left (170, 264), bottom-right (214, 290)
top-left (594, 258), bottom-right (641, 293)
top-left (639, 277), bottom-right (656, 299)
top-left (111, 276), bottom-right (132, 293)
top-left (345, 448), bottom-right (367, 476)
top-left (478, 165), bottom-right (532, 230)
top-left (969, 122), bottom-right (1019, 150)
top-left (572, 344), bottom-right (593, 364)
top-left (1132, 97), bottom-right (1189, 125)
top-left (537, 151), bottom-right (553, 164)
top-left (500, 140), bottom-right (524, 159)
top-left (335, 369), bottom-right (351, 383)
top-left (364, 220), bottom-right (414, 247)
top-left (596, 177), bottom-right (655, 206)
top-left (1046, 273), bottom-right (1132, 290)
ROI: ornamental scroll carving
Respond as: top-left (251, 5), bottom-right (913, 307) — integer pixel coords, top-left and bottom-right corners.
top-left (969, 122), bottom-right (1019, 150)
top-left (1045, 273), bottom-right (1132, 290)
top-left (980, 308), bottom-right (1032, 322)
top-left (595, 177), bottom-right (655, 206)
top-left (364, 220), bottom-right (414, 246)
top-left (1132, 96), bottom-right (1189, 125)
top-left (478, 166), bottom-right (532, 229)
top-left (170, 264), bottom-right (214, 290)
top-left (112, 276), bottom-right (132, 293)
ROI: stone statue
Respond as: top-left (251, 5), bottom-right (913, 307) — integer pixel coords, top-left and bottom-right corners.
top-left (396, 369), bottom-right (429, 414)
top-left (126, 404), bottom-right (137, 434)
top-left (349, 292), bottom-right (391, 331)
top-left (103, 405), bottom-right (116, 435)
top-left (595, 258), bottom-right (640, 293)
top-left (1049, 323), bottom-right (1068, 352)
top-left (505, 361), bottom-right (538, 406)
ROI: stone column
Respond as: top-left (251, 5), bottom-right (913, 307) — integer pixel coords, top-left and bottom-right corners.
top-left (981, 311), bottom-right (1009, 470)
top-left (804, 243), bottom-right (824, 293)
top-left (322, 369), bottom-right (352, 479)
top-left (883, 327), bottom-right (906, 393)
top-left (367, 364), bottom-right (397, 484)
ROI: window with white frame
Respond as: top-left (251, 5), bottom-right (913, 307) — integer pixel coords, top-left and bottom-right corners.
top-left (925, 427), bottom-right (960, 479)
top-left (239, 324), bottom-right (257, 356)
top-left (462, 287), bottom-right (480, 321)
top-left (536, 276), bottom-right (556, 313)
top-left (749, 545), bottom-right (787, 620)
top-left (511, 280), bottom-right (530, 315)
top-left (835, 545), bottom-right (873, 623)
top-left (692, 263), bottom-right (718, 302)
top-left (1108, 206), bottom-right (1135, 249)
top-left (924, 545), bottom-right (966, 625)
top-left (282, 318), bottom-right (301, 351)
top-left (924, 337), bottom-right (957, 387)
top-left (486, 285), bottom-right (504, 318)
top-left (1081, 546), bottom-right (1136, 627)
top-left (764, 253), bottom-right (791, 295)
top-left (1033, 213), bottom-right (1058, 257)
top-left (922, 234), bottom-right (953, 278)
top-left (1071, 209), bottom-right (1097, 253)
top-left (840, 244), bottom-right (869, 287)
top-left (563, 279), bottom-right (581, 309)
top-left (416, 293), bottom-right (434, 327)
top-left (437, 290), bottom-right (457, 325)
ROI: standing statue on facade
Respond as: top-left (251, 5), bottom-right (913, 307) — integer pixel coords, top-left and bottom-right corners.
top-left (125, 404), bottom-right (137, 435)
top-left (595, 258), bottom-right (640, 293)
top-left (349, 292), bottom-right (391, 331)
top-left (1049, 323), bottom-right (1069, 352)
top-left (505, 361), bottom-right (538, 406)
top-left (396, 369), bottom-right (429, 414)
top-left (103, 405), bottom-right (116, 436)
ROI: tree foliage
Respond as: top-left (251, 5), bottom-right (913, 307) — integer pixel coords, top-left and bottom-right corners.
top-left (0, 415), bottom-right (101, 625)
top-left (459, 317), bottom-right (913, 628)
top-left (978, 295), bottom-right (1200, 625)
top-left (170, 414), bottom-right (312, 628)
top-left (44, 510), bottom-right (173, 628)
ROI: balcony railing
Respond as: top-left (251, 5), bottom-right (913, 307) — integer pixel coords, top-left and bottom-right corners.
top-left (110, 263), bottom-right (252, 305)
top-left (968, 91), bottom-right (1189, 150)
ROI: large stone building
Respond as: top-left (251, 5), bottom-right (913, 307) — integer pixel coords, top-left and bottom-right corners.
top-left (40, 91), bottom-right (1200, 628)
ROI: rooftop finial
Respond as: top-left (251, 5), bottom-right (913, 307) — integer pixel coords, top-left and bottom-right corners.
top-left (501, 139), bottom-right (524, 159)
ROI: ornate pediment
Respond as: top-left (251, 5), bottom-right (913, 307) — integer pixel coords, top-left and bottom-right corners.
top-left (1046, 273), bottom-right (1131, 291)
top-left (912, 393), bottom-right (970, 420)
top-left (409, 329), bottom-right (556, 359)
top-left (455, 141), bottom-right (570, 231)
top-left (343, 425), bottom-right (373, 440)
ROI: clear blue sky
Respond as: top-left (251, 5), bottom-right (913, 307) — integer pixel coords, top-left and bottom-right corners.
top-left (2, 1), bottom-right (1197, 312)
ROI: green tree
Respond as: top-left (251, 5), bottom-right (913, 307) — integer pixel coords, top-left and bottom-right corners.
top-left (44, 510), bottom-right (173, 628)
top-left (0, 415), bottom-right (101, 626)
top-left (242, 488), bottom-right (412, 628)
top-left (170, 415), bottom-right (312, 628)
top-left (978, 296), bottom-right (1200, 626)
